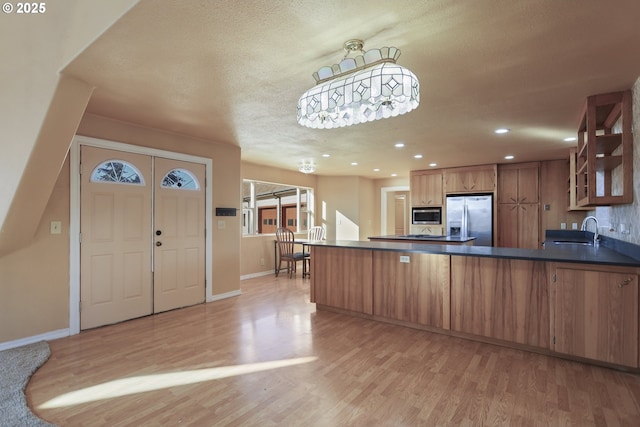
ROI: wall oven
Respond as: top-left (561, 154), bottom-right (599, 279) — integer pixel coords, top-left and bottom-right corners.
top-left (412, 207), bottom-right (442, 225)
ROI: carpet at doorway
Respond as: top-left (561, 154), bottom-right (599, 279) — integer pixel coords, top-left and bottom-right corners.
top-left (0, 341), bottom-right (56, 426)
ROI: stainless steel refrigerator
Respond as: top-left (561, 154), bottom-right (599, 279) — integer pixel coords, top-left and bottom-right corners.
top-left (445, 194), bottom-right (493, 246)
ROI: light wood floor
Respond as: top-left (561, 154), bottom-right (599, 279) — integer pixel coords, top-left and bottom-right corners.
top-left (28, 274), bottom-right (640, 426)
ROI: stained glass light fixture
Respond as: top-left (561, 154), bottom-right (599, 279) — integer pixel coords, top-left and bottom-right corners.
top-left (297, 39), bottom-right (420, 129)
top-left (299, 161), bottom-right (316, 174)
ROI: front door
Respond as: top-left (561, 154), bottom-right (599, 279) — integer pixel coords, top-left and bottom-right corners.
top-left (80, 146), bottom-right (206, 329)
top-left (153, 157), bottom-right (206, 312)
top-left (80, 146), bottom-right (153, 329)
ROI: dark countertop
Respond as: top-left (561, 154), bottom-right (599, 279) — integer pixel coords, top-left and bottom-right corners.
top-left (307, 234), bottom-right (640, 267)
top-left (368, 235), bottom-right (477, 243)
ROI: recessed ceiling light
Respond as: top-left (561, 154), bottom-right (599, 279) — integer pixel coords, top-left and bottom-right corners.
top-left (495, 128), bottom-right (510, 134)
top-left (373, 168), bottom-right (380, 172)
top-left (322, 153), bottom-right (331, 157)
top-left (394, 142), bottom-right (405, 148)
top-left (414, 154), bottom-right (423, 159)
top-left (563, 137), bottom-right (577, 142)
top-left (391, 173), bottom-right (397, 177)
top-left (429, 163), bottom-right (437, 167)
top-left (504, 155), bottom-right (515, 160)
top-left (351, 162), bottom-right (358, 166)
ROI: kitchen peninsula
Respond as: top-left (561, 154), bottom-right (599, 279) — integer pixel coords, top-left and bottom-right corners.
top-left (368, 234), bottom-right (476, 245)
top-left (308, 234), bottom-right (640, 371)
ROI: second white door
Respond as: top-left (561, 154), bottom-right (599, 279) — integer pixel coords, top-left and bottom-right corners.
top-left (153, 157), bottom-right (206, 313)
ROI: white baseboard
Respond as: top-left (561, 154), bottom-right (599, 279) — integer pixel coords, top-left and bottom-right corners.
top-left (208, 289), bottom-right (242, 302)
top-left (0, 328), bottom-right (70, 352)
top-left (240, 270), bottom-right (274, 280)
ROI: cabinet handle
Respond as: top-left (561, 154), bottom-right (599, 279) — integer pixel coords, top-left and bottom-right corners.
top-left (618, 278), bottom-right (634, 288)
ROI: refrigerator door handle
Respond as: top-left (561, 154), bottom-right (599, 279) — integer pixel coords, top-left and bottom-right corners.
top-left (462, 203), bottom-right (468, 238)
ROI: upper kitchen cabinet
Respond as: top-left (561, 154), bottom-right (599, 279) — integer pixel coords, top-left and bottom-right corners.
top-left (444, 164), bottom-right (497, 194)
top-left (574, 90), bottom-right (633, 207)
top-left (410, 170), bottom-right (443, 206)
top-left (498, 162), bottom-right (539, 204)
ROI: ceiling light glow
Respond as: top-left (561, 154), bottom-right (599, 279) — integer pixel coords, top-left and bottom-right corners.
top-left (394, 143), bottom-right (405, 148)
top-left (414, 154), bottom-right (423, 159)
top-left (495, 128), bottom-right (510, 134)
top-left (429, 163), bottom-right (437, 167)
top-left (563, 137), bottom-right (577, 142)
top-left (504, 155), bottom-right (515, 160)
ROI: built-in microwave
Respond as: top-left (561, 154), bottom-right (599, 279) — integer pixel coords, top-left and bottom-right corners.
top-left (412, 207), bottom-right (442, 225)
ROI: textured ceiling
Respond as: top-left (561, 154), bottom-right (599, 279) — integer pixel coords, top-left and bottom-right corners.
top-left (63, 0), bottom-right (640, 179)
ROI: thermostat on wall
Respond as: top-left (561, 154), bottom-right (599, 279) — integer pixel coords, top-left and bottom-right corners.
top-left (216, 208), bottom-right (237, 216)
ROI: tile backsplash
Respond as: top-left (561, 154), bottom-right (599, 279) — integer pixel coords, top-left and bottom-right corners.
top-left (595, 76), bottom-right (640, 245)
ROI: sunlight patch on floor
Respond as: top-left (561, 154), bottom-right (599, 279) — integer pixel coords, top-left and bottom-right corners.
top-left (39, 356), bottom-right (317, 409)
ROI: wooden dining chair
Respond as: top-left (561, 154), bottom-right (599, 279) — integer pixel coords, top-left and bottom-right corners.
top-left (303, 226), bottom-right (325, 277)
top-left (275, 227), bottom-right (305, 277)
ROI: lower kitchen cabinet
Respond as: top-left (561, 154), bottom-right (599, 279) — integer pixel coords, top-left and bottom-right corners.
top-left (450, 256), bottom-right (550, 349)
top-left (373, 252), bottom-right (450, 329)
top-left (553, 265), bottom-right (639, 367)
top-left (311, 247), bottom-right (373, 314)
top-left (497, 203), bottom-right (540, 249)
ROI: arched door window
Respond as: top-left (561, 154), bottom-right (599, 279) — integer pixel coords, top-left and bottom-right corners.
top-left (90, 160), bottom-right (144, 185)
top-left (161, 168), bottom-right (200, 190)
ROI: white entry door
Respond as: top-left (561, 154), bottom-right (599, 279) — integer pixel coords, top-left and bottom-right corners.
top-left (153, 157), bottom-right (206, 312)
top-left (80, 146), bottom-right (153, 329)
top-left (80, 146), bottom-right (205, 329)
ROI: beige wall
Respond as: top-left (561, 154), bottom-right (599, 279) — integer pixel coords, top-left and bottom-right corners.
top-left (358, 177), bottom-right (376, 240)
top-left (0, 158), bottom-right (71, 342)
top-left (373, 177), bottom-right (410, 236)
top-left (0, 0), bottom-right (139, 252)
top-left (0, 76), bottom-right (94, 255)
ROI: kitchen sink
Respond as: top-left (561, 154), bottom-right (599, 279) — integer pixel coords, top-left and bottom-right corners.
top-left (552, 240), bottom-right (592, 246)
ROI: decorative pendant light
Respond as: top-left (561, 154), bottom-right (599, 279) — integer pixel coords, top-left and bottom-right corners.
top-left (299, 160), bottom-right (316, 174)
top-left (297, 39), bottom-right (420, 129)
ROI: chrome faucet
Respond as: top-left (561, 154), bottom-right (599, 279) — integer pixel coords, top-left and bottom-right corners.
top-left (581, 216), bottom-right (599, 246)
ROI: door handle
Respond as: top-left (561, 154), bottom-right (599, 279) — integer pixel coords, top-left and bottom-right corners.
top-left (156, 230), bottom-right (162, 236)
top-left (156, 241), bottom-right (162, 247)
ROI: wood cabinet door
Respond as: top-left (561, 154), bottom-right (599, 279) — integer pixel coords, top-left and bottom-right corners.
top-left (498, 168), bottom-right (519, 203)
top-left (497, 204), bottom-right (518, 248)
top-left (444, 171), bottom-right (466, 193)
top-left (450, 256), bottom-right (550, 348)
top-left (518, 204), bottom-right (540, 249)
top-left (517, 166), bottom-right (539, 203)
top-left (373, 252), bottom-right (450, 328)
top-left (411, 171), bottom-right (442, 206)
top-left (446, 168), bottom-right (495, 193)
top-left (554, 268), bottom-right (638, 367)
top-left (311, 247), bottom-right (373, 314)
top-left (469, 168), bottom-right (496, 192)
